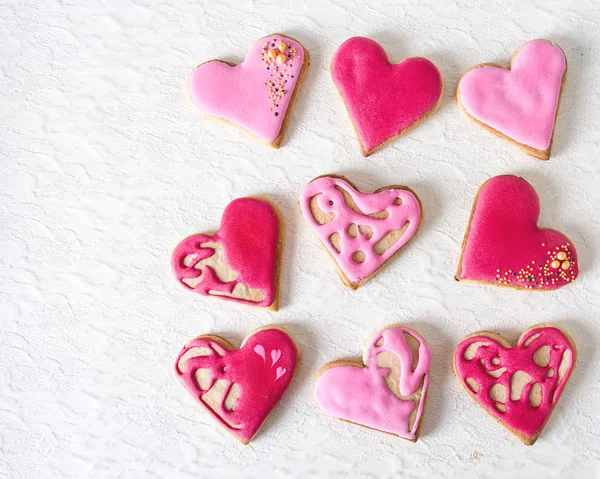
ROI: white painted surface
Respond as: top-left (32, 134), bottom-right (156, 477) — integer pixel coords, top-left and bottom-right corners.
top-left (1, 0), bottom-right (599, 477)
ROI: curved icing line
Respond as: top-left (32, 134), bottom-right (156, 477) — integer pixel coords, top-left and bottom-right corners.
top-left (458, 39), bottom-right (566, 153)
top-left (454, 326), bottom-right (575, 438)
top-left (314, 327), bottom-right (431, 440)
top-left (299, 176), bottom-right (421, 283)
top-left (188, 34), bottom-right (306, 143)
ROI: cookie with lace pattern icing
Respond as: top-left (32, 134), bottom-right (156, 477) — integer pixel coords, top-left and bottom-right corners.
top-left (456, 175), bottom-right (578, 290)
top-left (299, 175), bottom-right (422, 289)
top-left (188, 33), bottom-right (310, 148)
top-left (453, 325), bottom-right (576, 445)
top-left (331, 37), bottom-right (443, 156)
top-left (314, 326), bottom-right (431, 442)
top-left (176, 326), bottom-right (300, 444)
top-left (171, 197), bottom-right (282, 310)
top-left (457, 39), bottom-right (567, 160)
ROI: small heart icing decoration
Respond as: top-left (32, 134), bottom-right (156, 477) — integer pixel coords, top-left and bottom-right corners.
top-left (175, 327), bottom-right (300, 445)
top-left (171, 197), bottom-right (281, 309)
top-left (457, 39), bottom-right (566, 160)
top-left (453, 325), bottom-right (576, 445)
top-left (456, 175), bottom-right (578, 290)
top-left (299, 175), bottom-right (422, 289)
top-left (188, 33), bottom-right (309, 148)
top-left (331, 37), bottom-right (443, 156)
top-left (314, 326), bottom-right (431, 441)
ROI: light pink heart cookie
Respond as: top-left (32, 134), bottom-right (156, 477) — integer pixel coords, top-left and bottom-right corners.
top-left (454, 325), bottom-right (576, 446)
top-left (314, 326), bottom-right (431, 441)
top-left (457, 39), bottom-right (567, 160)
top-left (176, 326), bottom-right (300, 444)
top-left (188, 33), bottom-right (310, 148)
top-left (299, 175), bottom-right (422, 289)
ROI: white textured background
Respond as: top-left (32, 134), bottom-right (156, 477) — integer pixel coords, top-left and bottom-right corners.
top-left (1, 0), bottom-right (600, 477)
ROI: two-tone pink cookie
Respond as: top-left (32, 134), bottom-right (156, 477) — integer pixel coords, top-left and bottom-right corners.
top-left (188, 33), bottom-right (310, 148)
top-left (456, 175), bottom-right (578, 290)
top-left (331, 37), bottom-right (443, 156)
top-left (457, 39), bottom-right (567, 160)
top-left (454, 325), bottom-right (576, 445)
top-left (314, 326), bottom-right (431, 442)
top-left (176, 326), bottom-right (300, 444)
top-left (171, 197), bottom-right (282, 310)
top-left (299, 175), bottom-right (422, 289)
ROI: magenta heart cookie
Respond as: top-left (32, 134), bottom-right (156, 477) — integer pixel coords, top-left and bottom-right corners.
top-left (176, 327), bottom-right (300, 444)
top-left (456, 175), bottom-right (578, 290)
top-left (314, 326), bottom-right (431, 441)
top-left (457, 39), bottom-right (566, 160)
top-left (189, 33), bottom-right (309, 148)
top-left (331, 37), bottom-right (443, 156)
top-left (299, 175), bottom-right (422, 289)
top-left (454, 325), bottom-right (576, 445)
top-left (171, 197), bottom-right (281, 310)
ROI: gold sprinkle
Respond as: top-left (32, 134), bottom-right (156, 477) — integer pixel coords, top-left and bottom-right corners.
top-left (551, 260), bottom-right (561, 269)
top-left (561, 261), bottom-right (570, 270)
top-left (557, 252), bottom-right (567, 261)
top-left (268, 49), bottom-right (278, 59)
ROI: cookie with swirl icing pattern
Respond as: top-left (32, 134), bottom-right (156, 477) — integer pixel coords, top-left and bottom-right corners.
top-left (299, 175), bottom-right (422, 289)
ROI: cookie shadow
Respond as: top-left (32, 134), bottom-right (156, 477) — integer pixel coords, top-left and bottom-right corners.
top-left (546, 35), bottom-right (586, 157)
top-left (258, 192), bottom-right (300, 311)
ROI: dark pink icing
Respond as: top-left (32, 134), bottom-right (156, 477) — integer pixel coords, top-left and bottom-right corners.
top-left (454, 326), bottom-right (575, 438)
top-left (331, 37), bottom-right (442, 153)
top-left (458, 175), bottom-right (578, 290)
top-left (171, 198), bottom-right (279, 307)
top-left (175, 328), bottom-right (298, 443)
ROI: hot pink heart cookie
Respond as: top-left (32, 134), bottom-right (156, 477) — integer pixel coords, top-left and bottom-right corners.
top-left (299, 175), bottom-right (422, 289)
top-left (331, 37), bottom-right (443, 156)
top-left (314, 326), bottom-right (431, 441)
top-left (456, 175), bottom-right (578, 290)
top-left (188, 33), bottom-right (309, 148)
top-left (457, 39), bottom-right (567, 160)
top-left (176, 327), bottom-right (300, 444)
top-left (171, 197), bottom-right (281, 310)
top-left (454, 325), bottom-right (576, 445)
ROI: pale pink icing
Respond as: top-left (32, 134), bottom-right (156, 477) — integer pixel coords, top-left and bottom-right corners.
top-left (176, 328), bottom-right (298, 443)
top-left (459, 39), bottom-right (566, 150)
top-left (171, 197), bottom-right (279, 307)
top-left (458, 175), bottom-right (578, 290)
top-left (314, 327), bottom-right (431, 440)
top-left (331, 37), bottom-right (442, 153)
top-left (189, 35), bottom-right (305, 142)
top-left (454, 326), bottom-right (575, 438)
top-left (299, 176), bottom-right (421, 283)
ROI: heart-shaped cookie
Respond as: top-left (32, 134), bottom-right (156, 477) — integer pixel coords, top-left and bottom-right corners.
top-left (314, 326), bottom-right (431, 441)
top-left (457, 39), bottom-right (567, 160)
top-left (456, 175), bottom-right (578, 290)
top-left (453, 325), bottom-right (576, 445)
top-left (299, 175), bottom-right (422, 289)
top-left (331, 37), bottom-right (443, 156)
top-left (188, 33), bottom-right (309, 148)
top-left (176, 327), bottom-right (300, 444)
top-left (171, 197), bottom-right (281, 310)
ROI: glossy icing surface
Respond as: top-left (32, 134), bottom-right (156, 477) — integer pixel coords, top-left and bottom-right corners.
top-left (331, 37), bottom-right (442, 153)
top-left (314, 327), bottom-right (431, 440)
top-left (189, 34), bottom-right (305, 142)
top-left (171, 197), bottom-right (279, 307)
top-left (454, 326), bottom-right (575, 438)
top-left (459, 39), bottom-right (566, 151)
top-left (299, 176), bottom-right (421, 283)
top-left (458, 175), bottom-right (578, 290)
top-left (175, 328), bottom-right (298, 443)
